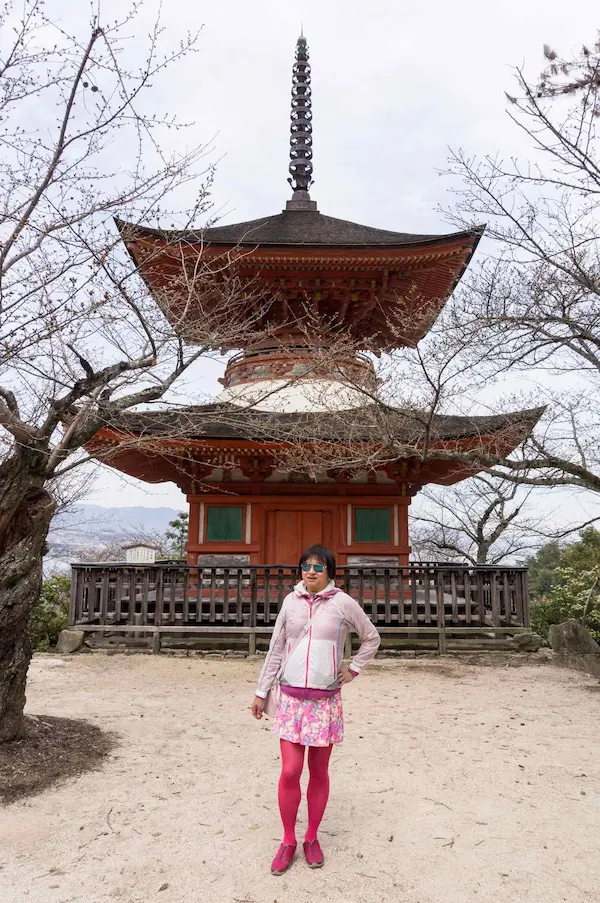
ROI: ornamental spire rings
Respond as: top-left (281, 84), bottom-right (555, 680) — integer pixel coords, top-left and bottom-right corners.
top-left (288, 34), bottom-right (313, 195)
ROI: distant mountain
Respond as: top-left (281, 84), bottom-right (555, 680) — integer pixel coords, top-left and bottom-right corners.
top-left (52, 504), bottom-right (182, 533)
top-left (48, 504), bottom-right (182, 558)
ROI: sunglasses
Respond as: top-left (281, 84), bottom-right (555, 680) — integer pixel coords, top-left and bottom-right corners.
top-left (301, 563), bottom-right (325, 573)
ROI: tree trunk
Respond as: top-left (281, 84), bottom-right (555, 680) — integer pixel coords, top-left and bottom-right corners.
top-left (476, 546), bottom-right (490, 565)
top-left (0, 459), bottom-right (56, 742)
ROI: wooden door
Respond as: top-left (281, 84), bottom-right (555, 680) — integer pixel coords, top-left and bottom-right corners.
top-left (266, 509), bottom-right (333, 564)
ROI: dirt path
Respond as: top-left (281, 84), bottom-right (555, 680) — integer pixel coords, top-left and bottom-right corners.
top-left (1, 653), bottom-right (599, 903)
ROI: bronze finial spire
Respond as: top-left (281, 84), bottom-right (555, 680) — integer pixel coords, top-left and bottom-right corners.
top-left (286, 32), bottom-right (317, 210)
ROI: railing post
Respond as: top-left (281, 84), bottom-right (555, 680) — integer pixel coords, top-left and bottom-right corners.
top-left (438, 628), bottom-right (447, 655)
top-left (69, 567), bottom-right (78, 626)
top-left (519, 570), bottom-right (530, 627)
top-left (100, 568), bottom-right (109, 625)
top-left (129, 568), bottom-right (137, 626)
top-left (436, 570), bottom-right (445, 654)
top-left (422, 566), bottom-right (431, 626)
top-left (155, 569), bottom-right (164, 628)
top-left (250, 569), bottom-right (257, 628)
top-left (476, 570), bottom-right (485, 624)
top-left (490, 571), bottom-right (501, 627)
top-left (264, 567), bottom-right (271, 626)
top-left (248, 568), bottom-right (258, 654)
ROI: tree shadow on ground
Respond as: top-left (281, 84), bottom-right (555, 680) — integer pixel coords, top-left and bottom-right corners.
top-left (0, 715), bottom-right (117, 805)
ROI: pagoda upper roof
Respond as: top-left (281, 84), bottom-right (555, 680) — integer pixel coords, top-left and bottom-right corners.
top-left (119, 212), bottom-right (482, 251)
top-left (115, 215), bottom-right (483, 352)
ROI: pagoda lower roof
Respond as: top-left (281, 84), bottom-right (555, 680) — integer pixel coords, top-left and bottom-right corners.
top-left (87, 403), bottom-right (543, 492)
top-left (116, 213), bottom-right (482, 250)
top-left (95, 402), bottom-right (543, 446)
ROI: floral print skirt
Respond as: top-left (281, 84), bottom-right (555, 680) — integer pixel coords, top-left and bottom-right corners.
top-left (272, 691), bottom-right (344, 747)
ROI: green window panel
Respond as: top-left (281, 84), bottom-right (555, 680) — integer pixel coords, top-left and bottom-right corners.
top-left (206, 506), bottom-right (243, 541)
top-left (354, 507), bottom-right (392, 543)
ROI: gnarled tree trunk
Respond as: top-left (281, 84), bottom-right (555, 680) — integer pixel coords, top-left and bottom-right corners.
top-left (0, 457), bottom-right (56, 742)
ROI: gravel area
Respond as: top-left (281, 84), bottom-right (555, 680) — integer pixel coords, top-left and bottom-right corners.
top-left (1, 653), bottom-right (599, 903)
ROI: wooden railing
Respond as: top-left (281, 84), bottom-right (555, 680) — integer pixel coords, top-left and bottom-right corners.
top-left (70, 563), bottom-right (529, 632)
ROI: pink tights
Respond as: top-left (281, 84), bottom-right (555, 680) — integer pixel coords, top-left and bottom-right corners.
top-left (278, 739), bottom-right (333, 844)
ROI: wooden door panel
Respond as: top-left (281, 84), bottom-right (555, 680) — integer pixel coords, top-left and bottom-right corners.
top-left (273, 510), bottom-right (300, 564)
top-left (301, 510), bottom-right (323, 551)
top-left (265, 508), bottom-right (334, 564)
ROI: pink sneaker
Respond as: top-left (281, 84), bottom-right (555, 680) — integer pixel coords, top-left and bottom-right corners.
top-left (303, 839), bottom-right (324, 868)
top-left (271, 842), bottom-right (296, 876)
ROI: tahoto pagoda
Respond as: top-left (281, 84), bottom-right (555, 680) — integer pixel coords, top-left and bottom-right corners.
top-left (91, 35), bottom-right (541, 567)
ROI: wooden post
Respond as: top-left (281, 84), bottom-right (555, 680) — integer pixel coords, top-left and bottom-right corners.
top-left (476, 571), bottom-right (485, 624)
top-left (490, 572), bottom-right (501, 627)
top-left (100, 568), bottom-right (109, 625)
top-left (398, 567), bottom-right (405, 625)
top-left (450, 571), bottom-right (459, 624)
top-left (264, 567), bottom-right (271, 625)
top-left (438, 627), bottom-right (447, 655)
top-left (436, 571), bottom-right (445, 632)
top-left (129, 568), bottom-right (137, 626)
top-left (223, 568), bottom-right (230, 625)
top-left (141, 568), bottom-right (150, 626)
top-left (248, 629), bottom-right (256, 655)
top-left (464, 570), bottom-right (472, 625)
top-left (236, 569), bottom-right (243, 625)
top-left (114, 569), bottom-right (123, 625)
top-left (168, 568), bottom-right (177, 625)
top-left (69, 568), bottom-right (79, 626)
top-left (182, 568), bottom-right (190, 624)
top-left (209, 567), bottom-right (217, 623)
top-left (384, 568), bottom-right (391, 624)
top-left (152, 629), bottom-right (161, 655)
top-left (250, 569), bottom-right (257, 628)
top-left (411, 569), bottom-right (418, 626)
top-left (522, 571), bottom-right (530, 627)
top-left (423, 567), bottom-right (431, 625)
top-left (155, 569), bottom-right (164, 628)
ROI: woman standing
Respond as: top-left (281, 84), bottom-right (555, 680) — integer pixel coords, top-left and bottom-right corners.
top-left (251, 544), bottom-right (381, 875)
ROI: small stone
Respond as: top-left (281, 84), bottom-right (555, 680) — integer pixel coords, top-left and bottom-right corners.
top-left (158, 883), bottom-right (169, 891)
top-left (55, 629), bottom-right (85, 654)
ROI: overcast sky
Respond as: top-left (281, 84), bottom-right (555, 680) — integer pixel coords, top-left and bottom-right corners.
top-left (79, 0), bottom-right (600, 520)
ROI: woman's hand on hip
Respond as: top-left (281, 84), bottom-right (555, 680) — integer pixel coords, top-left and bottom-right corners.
top-left (252, 696), bottom-right (265, 719)
top-left (340, 670), bottom-right (356, 685)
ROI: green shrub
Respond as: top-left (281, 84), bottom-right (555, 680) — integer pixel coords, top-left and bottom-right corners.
top-left (29, 574), bottom-right (71, 651)
top-left (530, 595), bottom-right (571, 641)
top-left (530, 566), bottom-right (600, 645)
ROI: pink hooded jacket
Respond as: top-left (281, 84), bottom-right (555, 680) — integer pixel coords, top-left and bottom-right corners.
top-left (255, 580), bottom-right (381, 698)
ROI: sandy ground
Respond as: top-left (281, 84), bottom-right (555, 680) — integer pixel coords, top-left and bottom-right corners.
top-left (1, 654), bottom-right (599, 903)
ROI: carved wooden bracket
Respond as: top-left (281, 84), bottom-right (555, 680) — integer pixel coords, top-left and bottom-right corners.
top-left (239, 457), bottom-right (275, 482)
top-left (384, 457), bottom-right (422, 485)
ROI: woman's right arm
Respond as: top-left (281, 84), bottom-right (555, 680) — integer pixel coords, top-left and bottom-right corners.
top-left (254, 598), bottom-right (288, 700)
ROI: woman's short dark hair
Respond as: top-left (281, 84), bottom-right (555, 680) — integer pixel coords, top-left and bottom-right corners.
top-left (299, 544), bottom-right (336, 580)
